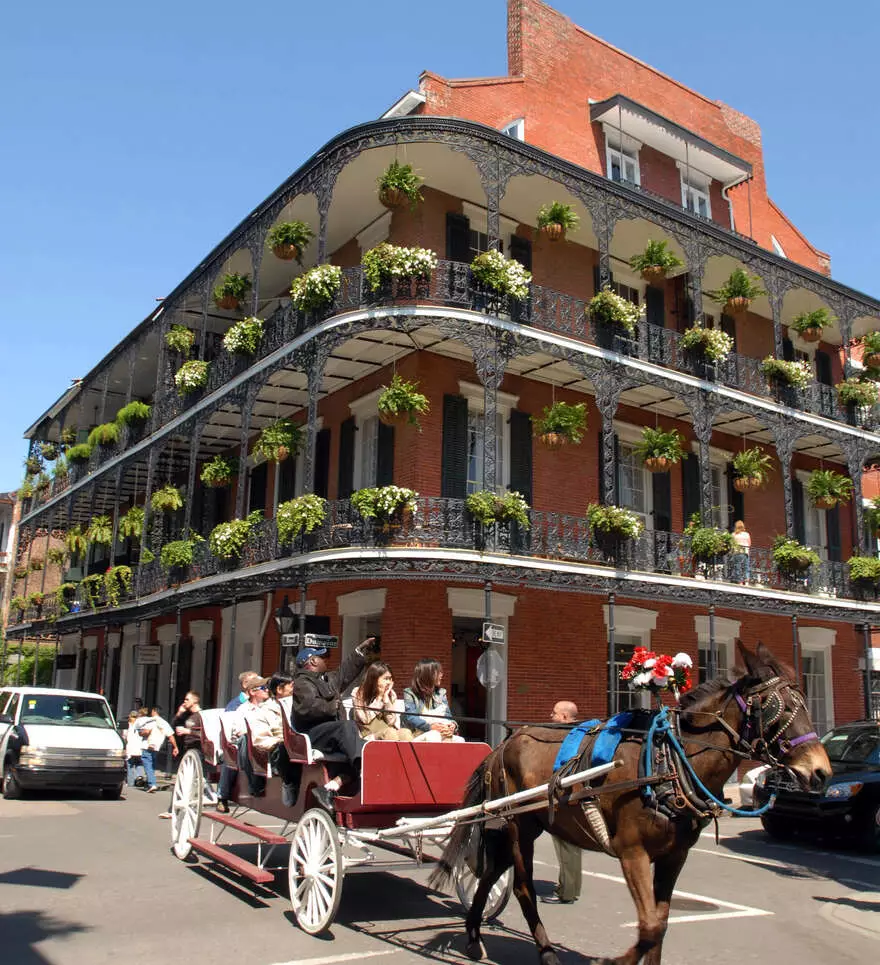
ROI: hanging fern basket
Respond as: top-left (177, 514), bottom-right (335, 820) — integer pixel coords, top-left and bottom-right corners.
top-left (215, 293), bottom-right (240, 310)
top-left (864, 353), bottom-right (880, 369)
top-left (378, 410), bottom-right (409, 429)
top-left (541, 223), bottom-right (565, 242)
top-left (799, 327), bottom-right (822, 343)
top-left (379, 186), bottom-right (406, 209)
top-left (272, 243), bottom-right (300, 262)
top-left (725, 296), bottom-right (751, 315)
top-left (733, 475), bottom-right (762, 492)
top-left (815, 495), bottom-right (838, 510)
top-left (640, 266), bottom-right (667, 285)
top-left (539, 431), bottom-right (568, 451)
top-left (643, 456), bottom-right (672, 473)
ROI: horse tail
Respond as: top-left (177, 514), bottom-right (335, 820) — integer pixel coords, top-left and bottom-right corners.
top-left (429, 749), bottom-right (497, 890)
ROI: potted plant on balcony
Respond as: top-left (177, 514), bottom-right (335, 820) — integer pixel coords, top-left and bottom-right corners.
top-left (26, 591), bottom-right (46, 615)
top-left (266, 220), bottom-right (314, 262)
top-left (465, 491), bottom-right (531, 541)
top-left (28, 557), bottom-right (44, 572)
top-left (79, 573), bottom-right (105, 608)
top-left (65, 525), bottom-right (88, 559)
top-left (847, 554), bottom-right (880, 594)
top-left (165, 324), bottom-right (195, 356)
top-left (289, 263), bottom-right (342, 313)
top-left (174, 359), bottom-right (210, 397)
top-left (470, 249), bottom-right (532, 304)
top-left (47, 547), bottom-right (66, 567)
top-left (39, 442), bottom-right (59, 461)
top-left (213, 272), bottom-right (252, 311)
top-left (534, 401), bottom-right (587, 450)
top-left (761, 357), bottom-right (813, 390)
top-left (17, 478), bottom-right (34, 501)
top-left (790, 308), bottom-right (835, 344)
top-left (209, 510), bottom-right (262, 561)
top-left (772, 536), bottom-right (820, 575)
top-left (680, 325), bottom-right (734, 366)
top-left (836, 378), bottom-right (878, 410)
top-left (254, 419), bottom-right (303, 462)
top-left (34, 473), bottom-right (50, 496)
top-left (103, 565), bottom-right (132, 607)
top-left (588, 286), bottom-right (643, 335)
top-left (634, 427), bottom-right (687, 472)
top-left (87, 422), bottom-right (120, 449)
top-left (536, 201), bottom-right (579, 242)
top-left (86, 515), bottom-right (113, 547)
top-left (377, 159), bottom-right (424, 209)
top-left (865, 496), bottom-right (880, 537)
top-left (159, 535), bottom-right (202, 576)
top-left (362, 243), bottom-right (438, 295)
top-left (806, 469), bottom-right (853, 510)
top-left (118, 506), bottom-right (144, 542)
top-left (10, 596), bottom-right (26, 620)
top-left (860, 331), bottom-right (880, 370)
top-left (65, 443), bottom-right (92, 465)
top-left (52, 458), bottom-right (69, 482)
top-left (732, 447), bottom-right (774, 491)
top-left (55, 583), bottom-right (77, 615)
top-left (222, 316), bottom-right (264, 357)
top-left (377, 374), bottom-right (430, 429)
top-left (351, 485), bottom-right (418, 524)
top-left (24, 455), bottom-right (42, 475)
top-left (276, 494), bottom-right (327, 545)
top-left (200, 454), bottom-right (238, 488)
top-left (628, 240), bottom-right (684, 285)
top-left (684, 513), bottom-right (734, 565)
top-left (115, 400), bottom-right (152, 427)
top-left (151, 484), bottom-right (184, 514)
top-left (12, 563), bottom-right (27, 580)
top-left (705, 269), bottom-right (766, 315)
top-left (60, 426), bottom-right (78, 447)
top-left (586, 503), bottom-right (644, 542)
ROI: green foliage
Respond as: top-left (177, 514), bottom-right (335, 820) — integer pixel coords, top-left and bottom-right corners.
top-left (66, 443), bottom-right (92, 464)
top-left (760, 357), bottom-right (813, 389)
top-left (684, 513), bottom-right (734, 561)
top-left (628, 240), bottom-right (684, 273)
top-left (88, 422), bottom-right (120, 448)
top-left (836, 378), bottom-right (878, 407)
top-left (806, 469), bottom-right (853, 507)
top-left (115, 400), bottom-right (152, 426)
top-left (377, 374), bottom-right (430, 428)
top-left (680, 325), bottom-right (734, 362)
top-left (25, 455), bottom-right (43, 474)
top-left (118, 506), bottom-right (145, 541)
top-left (732, 447), bottom-right (774, 485)
top-left (254, 419), bottom-right (303, 462)
top-left (65, 525), bottom-right (88, 558)
top-left (772, 536), bottom-right (820, 573)
top-left (289, 264), bottom-right (342, 311)
top-left (589, 286), bottom-right (643, 332)
top-left (860, 331), bottom-right (880, 356)
top-left (26, 591), bottom-right (46, 609)
top-left (200, 454), bottom-right (238, 487)
top-left (160, 535), bottom-right (203, 571)
top-left (51, 458), bottom-right (68, 480)
top-left (60, 426), bottom-right (78, 445)
top-left (39, 442), bottom-right (59, 461)
top-left (534, 401), bottom-right (587, 444)
top-left (705, 269), bottom-right (766, 305)
top-left (165, 324), bottom-right (195, 355)
top-left (80, 574), bottom-right (104, 608)
top-left (86, 515), bottom-right (113, 546)
top-left (276, 494), bottom-right (327, 545)
top-left (351, 485), bottom-right (419, 520)
top-left (790, 308), bottom-right (835, 335)
top-left (377, 160), bottom-right (424, 207)
top-left (212, 272), bottom-right (252, 307)
top-left (34, 473), bottom-right (50, 493)
top-left (140, 547), bottom-right (155, 564)
top-left (633, 427), bottom-right (686, 466)
top-left (536, 201), bottom-right (579, 231)
top-left (208, 511), bottom-right (263, 560)
top-left (222, 316), bottom-right (264, 356)
top-left (55, 583), bottom-right (77, 615)
top-left (586, 503), bottom-right (644, 540)
top-left (28, 557), bottom-right (43, 572)
top-left (104, 565), bottom-right (132, 607)
top-left (865, 496), bottom-right (880, 535)
top-left (847, 555), bottom-right (880, 583)
top-left (10, 596), bottom-right (27, 614)
top-left (470, 249), bottom-right (532, 300)
top-left (267, 221), bottom-right (314, 260)
top-left (465, 490), bottom-right (531, 528)
top-left (151, 484), bottom-right (184, 514)
top-left (17, 478), bottom-right (34, 500)
top-left (47, 547), bottom-right (66, 566)
top-left (1, 644), bottom-right (54, 686)
top-left (361, 243), bottom-right (438, 291)
top-left (13, 565), bottom-right (27, 579)
top-left (174, 359), bottom-right (209, 396)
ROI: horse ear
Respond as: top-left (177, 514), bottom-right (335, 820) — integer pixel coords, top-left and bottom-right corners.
top-left (736, 640), bottom-right (760, 676)
top-left (756, 641), bottom-right (795, 680)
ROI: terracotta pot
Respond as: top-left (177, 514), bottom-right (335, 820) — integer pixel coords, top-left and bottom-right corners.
top-left (733, 476), bottom-right (760, 492)
top-left (215, 294), bottom-right (240, 311)
top-left (725, 296), bottom-right (751, 315)
top-left (539, 431), bottom-right (568, 450)
top-left (272, 243), bottom-right (300, 262)
top-left (541, 223), bottom-right (565, 242)
top-left (640, 266), bottom-right (667, 285)
top-left (815, 495), bottom-right (838, 510)
top-left (206, 478), bottom-right (231, 489)
top-left (644, 456), bottom-right (673, 472)
top-left (864, 353), bottom-right (880, 369)
top-left (799, 327), bottom-right (822, 343)
top-left (275, 446), bottom-right (290, 462)
top-left (379, 186), bottom-right (406, 209)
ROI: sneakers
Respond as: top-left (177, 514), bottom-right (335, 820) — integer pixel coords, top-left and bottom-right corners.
top-left (216, 800), bottom-right (230, 814)
top-left (539, 894), bottom-right (576, 904)
top-left (147, 785), bottom-right (158, 793)
top-left (311, 785), bottom-right (338, 811)
top-left (158, 812), bottom-right (172, 820)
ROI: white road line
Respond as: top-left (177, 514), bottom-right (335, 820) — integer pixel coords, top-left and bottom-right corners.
top-left (269, 951), bottom-right (397, 965)
top-left (699, 831), bottom-right (880, 869)
top-left (691, 849), bottom-right (880, 889)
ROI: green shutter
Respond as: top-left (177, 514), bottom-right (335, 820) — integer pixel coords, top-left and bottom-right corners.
top-left (377, 422), bottom-right (395, 486)
top-left (314, 428), bottom-right (330, 498)
top-left (446, 213), bottom-right (470, 262)
top-left (645, 286), bottom-right (665, 327)
top-left (277, 456), bottom-right (296, 503)
top-left (682, 452), bottom-right (700, 524)
top-left (441, 394), bottom-right (468, 498)
top-left (793, 477), bottom-right (805, 543)
top-left (337, 417), bottom-right (355, 499)
top-left (509, 235), bottom-right (532, 271)
top-left (826, 505), bottom-right (841, 562)
top-left (508, 410), bottom-right (533, 504)
top-left (651, 470), bottom-right (672, 532)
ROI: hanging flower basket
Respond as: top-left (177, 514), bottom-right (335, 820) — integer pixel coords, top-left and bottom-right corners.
top-left (644, 456), bottom-right (672, 472)
top-left (640, 266), bottom-right (667, 285)
top-left (534, 402), bottom-right (587, 450)
top-left (815, 496), bottom-right (838, 510)
top-left (376, 374), bottom-right (430, 429)
top-left (542, 222), bottom-right (564, 241)
top-left (865, 353), bottom-right (880, 369)
top-left (733, 476), bottom-right (760, 492)
top-left (725, 296), bottom-right (751, 315)
top-left (539, 431), bottom-right (567, 451)
top-left (799, 327), bottom-right (822, 343)
top-left (379, 186), bottom-right (407, 209)
top-left (267, 221), bottom-right (313, 263)
top-left (212, 272), bottom-right (252, 311)
top-left (628, 241), bottom-right (683, 286)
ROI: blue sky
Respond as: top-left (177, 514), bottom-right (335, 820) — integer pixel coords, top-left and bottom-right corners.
top-left (2, 0), bottom-right (877, 491)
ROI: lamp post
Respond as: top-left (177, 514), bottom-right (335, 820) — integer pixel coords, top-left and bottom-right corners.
top-left (274, 594), bottom-right (297, 672)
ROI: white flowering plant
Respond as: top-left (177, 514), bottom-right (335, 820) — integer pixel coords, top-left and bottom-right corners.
top-left (174, 359), bottom-right (209, 396)
top-left (208, 510), bottom-right (263, 560)
top-left (589, 287), bottom-right (645, 333)
top-left (350, 485), bottom-right (418, 520)
top-left (470, 249), bottom-right (531, 301)
top-left (290, 264), bottom-right (342, 312)
top-left (680, 325), bottom-right (734, 362)
top-left (222, 316), bottom-right (264, 356)
top-left (760, 357), bottom-right (813, 389)
top-left (620, 647), bottom-right (693, 695)
top-left (587, 503), bottom-right (645, 540)
top-left (362, 243), bottom-right (438, 292)
top-left (276, 494), bottom-right (327, 544)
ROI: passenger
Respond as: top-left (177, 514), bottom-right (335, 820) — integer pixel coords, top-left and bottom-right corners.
top-left (250, 673), bottom-right (294, 751)
top-left (402, 659), bottom-right (464, 742)
top-left (351, 662), bottom-right (441, 743)
top-left (225, 670), bottom-right (258, 711)
top-left (217, 675), bottom-right (269, 812)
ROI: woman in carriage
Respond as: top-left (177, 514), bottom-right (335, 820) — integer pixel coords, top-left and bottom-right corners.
top-left (351, 662), bottom-right (441, 742)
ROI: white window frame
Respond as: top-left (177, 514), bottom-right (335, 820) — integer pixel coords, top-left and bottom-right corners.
top-left (795, 469), bottom-right (828, 560)
top-left (694, 615), bottom-right (740, 681)
top-left (677, 163), bottom-right (712, 219)
top-left (603, 128), bottom-right (641, 186)
top-left (349, 391), bottom-right (385, 491)
top-left (461, 202), bottom-right (519, 258)
top-left (601, 605), bottom-right (658, 712)
top-left (338, 588), bottom-right (387, 664)
top-left (614, 422), bottom-right (654, 531)
top-left (459, 380), bottom-right (519, 494)
top-left (798, 626), bottom-right (835, 734)
top-left (501, 118), bottom-right (524, 140)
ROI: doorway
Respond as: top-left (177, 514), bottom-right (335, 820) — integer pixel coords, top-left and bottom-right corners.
top-left (450, 617), bottom-right (488, 741)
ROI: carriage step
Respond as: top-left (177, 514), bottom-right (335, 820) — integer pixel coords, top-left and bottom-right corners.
top-left (202, 811), bottom-right (288, 845)
top-left (187, 838), bottom-right (275, 883)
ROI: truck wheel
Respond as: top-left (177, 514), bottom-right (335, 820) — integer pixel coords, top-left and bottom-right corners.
top-left (101, 784), bottom-right (124, 800)
top-left (2, 761), bottom-right (22, 800)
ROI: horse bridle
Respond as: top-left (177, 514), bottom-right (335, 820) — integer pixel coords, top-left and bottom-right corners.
top-left (730, 676), bottom-right (819, 766)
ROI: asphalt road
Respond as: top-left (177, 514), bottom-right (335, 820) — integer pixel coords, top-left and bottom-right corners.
top-left (1, 787), bottom-right (878, 965)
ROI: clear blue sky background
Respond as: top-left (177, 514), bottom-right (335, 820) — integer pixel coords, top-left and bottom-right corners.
top-left (2, 0), bottom-right (877, 492)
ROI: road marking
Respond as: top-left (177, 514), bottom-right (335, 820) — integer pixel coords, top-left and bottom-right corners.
top-left (269, 951), bottom-right (397, 965)
top-left (692, 848), bottom-right (880, 889)
top-left (699, 832), bottom-right (880, 869)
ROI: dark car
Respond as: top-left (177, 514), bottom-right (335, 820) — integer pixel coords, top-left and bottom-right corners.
top-left (753, 720), bottom-right (880, 851)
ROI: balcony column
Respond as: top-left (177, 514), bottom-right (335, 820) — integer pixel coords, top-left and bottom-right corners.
top-left (474, 331), bottom-right (510, 493)
top-left (136, 447), bottom-right (158, 593)
top-left (246, 228), bottom-right (267, 316)
top-left (773, 427), bottom-right (796, 538)
top-left (196, 285), bottom-right (210, 363)
top-left (183, 422), bottom-right (205, 535)
top-left (315, 167), bottom-right (339, 265)
top-left (98, 371), bottom-right (110, 426)
top-left (592, 369), bottom-right (622, 504)
top-left (303, 343), bottom-right (330, 494)
top-left (692, 403), bottom-right (714, 521)
top-left (593, 199), bottom-right (616, 288)
top-left (154, 311), bottom-right (171, 403)
top-left (846, 445), bottom-right (866, 555)
top-left (39, 512), bottom-right (53, 597)
top-left (769, 284), bottom-right (785, 358)
top-left (234, 384), bottom-right (261, 519)
top-left (837, 302), bottom-right (855, 377)
top-left (125, 344), bottom-right (137, 406)
top-left (108, 467), bottom-right (122, 567)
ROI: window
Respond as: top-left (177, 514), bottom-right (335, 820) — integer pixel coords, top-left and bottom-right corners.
top-left (501, 118), bottom-right (524, 140)
top-left (358, 415), bottom-right (379, 490)
top-left (771, 235), bottom-right (787, 258)
top-left (708, 463), bottom-right (727, 531)
top-left (617, 441), bottom-right (651, 530)
top-left (798, 472), bottom-right (828, 560)
top-left (612, 635), bottom-right (644, 711)
top-left (682, 180), bottom-right (711, 219)
top-left (802, 651), bottom-right (830, 735)
top-left (611, 281), bottom-right (640, 307)
top-left (469, 228), bottom-right (493, 260)
top-left (698, 643), bottom-right (730, 684)
top-left (606, 144), bottom-right (640, 185)
top-left (467, 408), bottom-right (505, 495)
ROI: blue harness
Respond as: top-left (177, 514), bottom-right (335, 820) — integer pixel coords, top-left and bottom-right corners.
top-left (553, 712), bottom-right (634, 772)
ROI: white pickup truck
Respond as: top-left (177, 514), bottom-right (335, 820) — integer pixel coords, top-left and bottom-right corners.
top-left (0, 687), bottom-right (125, 799)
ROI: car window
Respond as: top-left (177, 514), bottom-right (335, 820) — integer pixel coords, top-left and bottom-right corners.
top-left (0, 691), bottom-right (11, 716)
top-left (822, 728), bottom-right (880, 766)
top-left (6, 694), bottom-right (21, 723)
top-left (18, 694), bottom-right (115, 729)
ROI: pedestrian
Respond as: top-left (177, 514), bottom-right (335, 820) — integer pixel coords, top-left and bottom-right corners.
top-left (540, 700), bottom-right (583, 905)
top-left (137, 706), bottom-right (178, 792)
top-left (124, 711), bottom-right (146, 789)
top-left (732, 520), bottom-right (751, 585)
top-left (159, 690), bottom-right (203, 818)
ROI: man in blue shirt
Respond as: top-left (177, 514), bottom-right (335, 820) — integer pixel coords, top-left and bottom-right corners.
top-left (225, 670), bottom-right (257, 711)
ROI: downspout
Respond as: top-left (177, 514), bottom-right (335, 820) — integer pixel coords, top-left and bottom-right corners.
top-left (258, 591), bottom-right (274, 672)
top-left (721, 172), bottom-right (751, 234)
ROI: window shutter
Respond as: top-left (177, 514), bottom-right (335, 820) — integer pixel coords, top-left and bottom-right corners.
top-left (446, 212), bottom-right (471, 263)
top-left (337, 417), bottom-right (356, 499)
top-left (815, 350), bottom-right (832, 386)
top-left (248, 462), bottom-right (268, 513)
top-left (826, 505), bottom-right (841, 562)
top-left (645, 286), bottom-right (665, 327)
top-left (612, 433), bottom-right (620, 504)
top-left (651, 470), bottom-right (672, 532)
top-left (793, 477), bottom-right (806, 544)
top-left (727, 461), bottom-right (744, 528)
top-left (441, 394), bottom-right (468, 498)
top-left (376, 422), bottom-right (395, 486)
top-left (277, 455), bottom-right (296, 504)
top-left (782, 337), bottom-right (795, 361)
top-left (682, 451), bottom-right (700, 524)
top-left (509, 235), bottom-right (532, 271)
top-left (720, 313), bottom-right (737, 351)
top-left (314, 427), bottom-right (331, 498)
top-left (508, 410), bottom-right (533, 504)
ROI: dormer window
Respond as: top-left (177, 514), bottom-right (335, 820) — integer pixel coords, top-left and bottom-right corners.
top-left (501, 118), bottom-right (525, 140)
top-left (606, 143), bottom-right (640, 186)
top-left (681, 171), bottom-right (712, 219)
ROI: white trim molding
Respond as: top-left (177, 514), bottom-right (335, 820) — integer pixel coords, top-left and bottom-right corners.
top-left (447, 587), bottom-right (517, 618)
top-left (693, 615), bottom-right (741, 641)
top-left (602, 605), bottom-right (658, 642)
top-left (337, 588), bottom-right (388, 618)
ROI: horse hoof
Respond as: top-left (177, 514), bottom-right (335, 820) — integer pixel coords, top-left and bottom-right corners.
top-left (466, 940), bottom-right (486, 961)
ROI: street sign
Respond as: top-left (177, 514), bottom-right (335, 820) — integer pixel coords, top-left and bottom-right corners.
top-left (482, 622), bottom-right (506, 645)
top-left (304, 633), bottom-right (339, 649)
top-left (137, 644), bottom-right (162, 665)
top-left (280, 633), bottom-right (300, 649)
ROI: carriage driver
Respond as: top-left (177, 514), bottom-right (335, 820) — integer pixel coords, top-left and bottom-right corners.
top-left (292, 636), bottom-right (380, 809)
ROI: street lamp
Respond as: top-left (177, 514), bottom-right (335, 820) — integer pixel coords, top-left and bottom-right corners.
top-left (274, 595), bottom-right (296, 672)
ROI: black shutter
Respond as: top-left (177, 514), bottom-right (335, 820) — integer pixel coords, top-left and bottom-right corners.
top-left (277, 456), bottom-right (296, 504)
top-left (337, 417), bottom-right (356, 499)
top-left (441, 394), bottom-right (468, 498)
top-left (509, 235), bottom-right (532, 271)
top-left (826, 506), bottom-right (841, 562)
top-left (612, 433), bottom-right (620, 504)
top-left (682, 451), bottom-right (700, 524)
top-left (446, 212), bottom-right (470, 263)
top-left (782, 337), bottom-right (795, 361)
top-left (248, 462), bottom-right (268, 513)
top-left (651, 470), bottom-right (672, 533)
top-left (645, 286), bottom-right (665, 327)
top-left (376, 422), bottom-right (395, 486)
top-left (815, 350), bottom-right (832, 386)
top-left (727, 461), bottom-right (744, 528)
top-left (720, 313), bottom-right (737, 351)
top-left (508, 410), bottom-right (533, 504)
top-left (793, 477), bottom-right (806, 544)
top-left (314, 428), bottom-right (330, 498)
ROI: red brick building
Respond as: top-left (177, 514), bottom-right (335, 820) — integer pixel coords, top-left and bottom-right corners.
top-left (6, 0), bottom-right (880, 733)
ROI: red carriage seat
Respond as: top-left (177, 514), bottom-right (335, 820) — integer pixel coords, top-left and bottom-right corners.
top-left (244, 716), bottom-right (270, 778)
top-left (278, 696), bottom-right (347, 765)
top-left (197, 709), bottom-right (225, 766)
top-left (219, 711), bottom-right (240, 768)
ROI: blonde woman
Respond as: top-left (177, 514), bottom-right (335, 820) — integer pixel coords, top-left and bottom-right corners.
top-left (732, 520), bottom-right (751, 584)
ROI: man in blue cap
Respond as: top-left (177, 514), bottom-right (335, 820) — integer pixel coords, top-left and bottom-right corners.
top-left (292, 636), bottom-right (378, 809)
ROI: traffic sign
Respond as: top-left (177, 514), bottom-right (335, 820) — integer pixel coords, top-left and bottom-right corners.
top-left (304, 633), bottom-right (339, 649)
top-left (280, 633), bottom-right (300, 649)
top-left (482, 622), bottom-right (506, 645)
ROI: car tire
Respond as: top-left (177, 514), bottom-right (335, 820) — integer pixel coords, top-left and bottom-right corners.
top-left (760, 814), bottom-right (794, 840)
top-left (101, 784), bottom-right (124, 801)
top-left (2, 761), bottom-right (22, 800)
top-left (859, 804), bottom-right (880, 853)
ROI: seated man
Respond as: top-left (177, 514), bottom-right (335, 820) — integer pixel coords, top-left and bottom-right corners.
top-left (217, 673), bottom-right (269, 812)
top-left (250, 673), bottom-right (299, 807)
top-left (292, 637), bottom-right (378, 809)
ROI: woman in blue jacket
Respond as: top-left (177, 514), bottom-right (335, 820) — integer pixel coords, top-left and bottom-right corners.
top-left (402, 658), bottom-right (464, 741)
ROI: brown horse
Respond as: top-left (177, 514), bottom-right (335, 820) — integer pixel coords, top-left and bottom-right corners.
top-left (433, 642), bottom-right (831, 965)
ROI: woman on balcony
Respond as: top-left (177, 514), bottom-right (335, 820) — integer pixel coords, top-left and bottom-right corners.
top-left (402, 659), bottom-right (464, 742)
top-left (732, 520), bottom-right (752, 584)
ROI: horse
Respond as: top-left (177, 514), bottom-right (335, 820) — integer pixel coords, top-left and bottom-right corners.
top-left (432, 642), bottom-right (831, 965)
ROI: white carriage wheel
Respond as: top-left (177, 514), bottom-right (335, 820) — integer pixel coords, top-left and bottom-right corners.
top-left (454, 859), bottom-right (513, 922)
top-left (171, 749), bottom-right (204, 860)
top-left (289, 807), bottom-right (343, 935)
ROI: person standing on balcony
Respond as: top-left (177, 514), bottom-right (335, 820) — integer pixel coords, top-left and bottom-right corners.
top-left (732, 520), bottom-right (751, 585)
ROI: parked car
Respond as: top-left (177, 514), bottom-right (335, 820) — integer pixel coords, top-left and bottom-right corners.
top-left (737, 764), bottom-right (769, 808)
top-left (753, 720), bottom-right (880, 850)
top-left (0, 687), bottom-right (125, 800)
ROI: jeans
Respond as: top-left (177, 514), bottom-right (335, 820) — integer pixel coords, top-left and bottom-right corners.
top-left (126, 757), bottom-right (145, 787)
top-left (141, 748), bottom-right (157, 788)
top-left (732, 552), bottom-right (750, 584)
